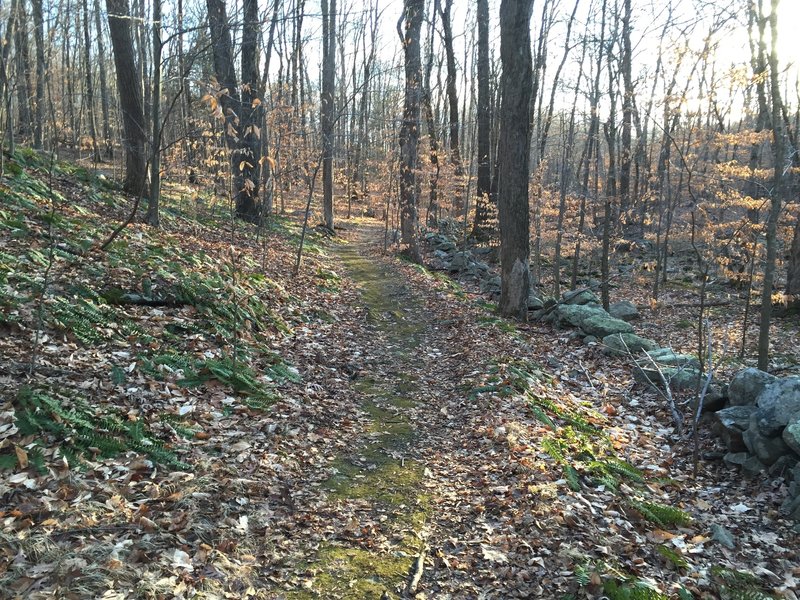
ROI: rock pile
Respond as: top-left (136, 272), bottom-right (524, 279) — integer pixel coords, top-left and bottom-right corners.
top-left (714, 369), bottom-right (800, 521)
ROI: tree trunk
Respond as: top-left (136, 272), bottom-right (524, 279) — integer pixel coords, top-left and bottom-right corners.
top-left (757, 0), bottom-right (785, 370)
top-left (321, 0), bottom-right (336, 231)
top-left (106, 0), bottom-right (147, 195)
top-left (94, 0), bottom-right (113, 158)
top-left (397, 0), bottom-right (423, 262)
top-left (497, 0), bottom-right (534, 320)
top-left (473, 0), bottom-right (490, 228)
top-left (81, 0), bottom-right (100, 161)
top-left (14, 0), bottom-right (32, 138)
top-left (31, 0), bottom-right (46, 149)
top-left (437, 0), bottom-right (462, 173)
top-left (422, 0), bottom-right (440, 226)
top-left (787, 213), bottom-right (800, 297)
top-left (144, 0), bottom-right (162, 227)
top-left (619, 0), bottom-right (633, 225)
top-left (206, 0), bottom-right (260, 221)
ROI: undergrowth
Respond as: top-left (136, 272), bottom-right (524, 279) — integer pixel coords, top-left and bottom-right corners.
top-left (6, 388), bottom-right (189, 470)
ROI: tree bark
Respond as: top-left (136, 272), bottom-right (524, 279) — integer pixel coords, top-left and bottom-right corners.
top-left (474, 0), bottom-right (490, 208)
top-left (206, 0), bottom-right (261, 221)
top-left (619, 0), bottom-right (633, 224)
top-left (14, 0), bottom-right (32, 138)
top-left (106, 0), bottom-right (147, 195)
top-left (497, 0), bottom-right (534, 320)
top-left (81, 0), bottom-right (100, 161)
top-left (94, 0), bottom-right (113, 158)
top-left (437, 0), bottom-right (462, 173)
top-left (144, 0), bottom-right (162, 227)
top-left (321, 0), bottom-right (336, 231)
top-left (31, 0), bottom-right (46, 149)
top-left (757, 0), bottom-right (785, 370)
top-left (397, 0), bottom-right (423, 262)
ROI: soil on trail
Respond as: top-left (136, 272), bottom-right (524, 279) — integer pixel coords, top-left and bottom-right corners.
top-left (294, 227), bottom-right (433, 597)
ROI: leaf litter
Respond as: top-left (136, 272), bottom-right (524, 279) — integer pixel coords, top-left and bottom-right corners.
top-left (0, 154), bottom-right (798, 599)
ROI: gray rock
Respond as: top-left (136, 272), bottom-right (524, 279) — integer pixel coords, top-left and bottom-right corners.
top-left (702, 384), bottom-right (728, 413)
top-left (715, 406), bottom-right (757, 453)
top-left (562, 288), bottom-right (600, 306)
top-left (434, 249), bottom-right (451, 261)
top-left (741, 455), bottom-right (768, 478)
top-left (448, 251), bottom-right (473, 271)
top-left (437, 239), bottom-right (457, 253)
top-left (644, 348), bottom-right (701, 369)
top-left (723, 452), bottom-right (751, 467)
top-left (480, 275), bottom-right (501, 293)
top-left (783, 422), bottom-right (800, 456)
top-left (768, 454), bottom-right (798, 477)
top-left (583, 335), bottom-right (598, 345)
top-left (608, 300), bottom-right (640, 322)
top-left (554, 303), bottom-right (608, 329)
top-left (780, 494), bottom-right (800, 520)
top-left (580, 314), bottom-right (635, 338)
top-left (743, 421), bottom-right (791, 465)
top-left (633, 363), bottom-right (704, 392)
top-left (527, 294), bottom-right (545, 310)
top-left (710, 524), bottom-right (736, 549)
top-left (754, 377), bottom-right (800, 432)
top-left (601, 333), bottom-right (659, 357)
top-left (729, 368), bottom-right (778, 407)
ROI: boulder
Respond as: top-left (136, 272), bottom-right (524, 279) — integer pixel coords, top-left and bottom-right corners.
top-left (783, 421), bottom-right (800, 456)
top-left (714, 406), bottom-right (757, 453)
top-left (728, 368), bottom-right (778, 406)
top-left (743, 421), bottom-right (791, 466)
top-left (768, 454), bottom-right (798, 477)
top-left (448, 251), bottom-right (473, 271)
top-left (702, 384), bottom-right (728, 413)
top-left (527, 294), bottom-right (545, 310)
top-left (634, 363), bottom-right (704, 392)
top-left (554, 303), bottom-right (608, 329)
top-left (480, 275), bottom-right (501, 294)
top-left (601, 333), bottom-right (659, 357)
top-left (608, 300), bottom-right (640, 322)
top-left (754, 377), bottom-right (800, 432)
top-left (580, 314), bottom-right (635, 338)
top-left (644, 348), bottom-right (701, 369)
top-left (724, 451), bottom-right (766, 478)
top-left (562, 288), bottom-right (600, 306)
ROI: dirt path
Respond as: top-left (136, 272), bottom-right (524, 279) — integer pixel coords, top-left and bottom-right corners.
top-left (289, 227), bottom-right (434, 597)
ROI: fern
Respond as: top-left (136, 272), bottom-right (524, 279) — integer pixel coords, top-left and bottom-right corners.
top-left (656, 544), bottom-right (687, 569)
top-left (711, 567), bottom-right (777, 600)
top-left (628, 498), bottom-right (692, 528)
top-left (14, 388), bottom-right (189, 470)
top-left (564, 465), bottom-right (582, 491)
top-left (603, 578), bottom-right (669, 600)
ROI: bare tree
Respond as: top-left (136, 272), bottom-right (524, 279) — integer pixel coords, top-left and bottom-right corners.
top-left (397, 0), bottom-right (423, 262)
top-left (321, 0), bottom-right (336, 231)
top-left (107, 0), bottom-right (148, 194)
top-left (497, 0), bottom-right (534, 319)
top-left (757, 0), bottom-right (785, 370)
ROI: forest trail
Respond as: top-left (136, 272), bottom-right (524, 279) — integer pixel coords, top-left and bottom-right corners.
top-left (288, 222), bottom-right (586, 598)
top-left (297, 225), bottom-right (434, 597)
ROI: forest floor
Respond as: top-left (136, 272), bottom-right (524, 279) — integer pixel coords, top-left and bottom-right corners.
top-left (1, 150), bottom-right (799, 599)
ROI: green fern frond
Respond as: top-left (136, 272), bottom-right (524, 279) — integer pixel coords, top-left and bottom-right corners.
top-left (656, 544), bottom-right (687, 569)
top-left (628, 498), bottom-right (692, 528)
top-left (604, 457), bottom-right (645, 483)
top-left (564, 465), bottom-right (582, 491)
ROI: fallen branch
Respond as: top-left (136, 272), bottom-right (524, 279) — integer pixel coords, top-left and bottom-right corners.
top-left (406, 544), bottom-right (427, 596)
